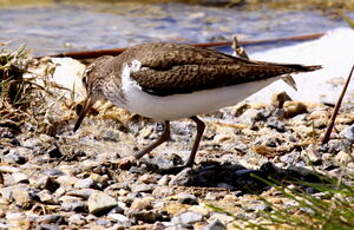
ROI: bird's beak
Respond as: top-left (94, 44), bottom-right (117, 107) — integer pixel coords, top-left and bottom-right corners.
top-left (73, 96), bottom-right (93, 132)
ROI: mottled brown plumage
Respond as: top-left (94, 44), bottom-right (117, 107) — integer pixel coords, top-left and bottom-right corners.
top-left (107, 42), bottom-right (320, 96)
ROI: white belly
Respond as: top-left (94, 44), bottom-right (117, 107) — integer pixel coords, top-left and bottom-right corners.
top-left (120, 77), bottom-right (279, 121)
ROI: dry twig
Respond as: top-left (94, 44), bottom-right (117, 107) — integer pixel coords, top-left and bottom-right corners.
top-left (321, 65), bottom-right (354, 144)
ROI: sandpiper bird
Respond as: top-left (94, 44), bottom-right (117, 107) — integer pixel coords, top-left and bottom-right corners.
top-left (74, 42), bottom-right (321, 169)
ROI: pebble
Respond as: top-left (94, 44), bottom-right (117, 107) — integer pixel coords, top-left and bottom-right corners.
top-left (283, 101), bottom-right (307, 118)
top-left (37, 190), bottom-right (55, 203)
top-left (202, 219), bottom-right (226, 230)
top-left (130, 210), bottom-right (162, 223)
top-left (157, 175), bottom-right (171, 185)
top-left (88, 191), bottom-right (117, 216)
top-left (56, 175), bottom-right (79, 187)
top-left (130, 197), bottom-right (154, 212)
top-left (39, 224), bottom-right (60, 230)
top-left (12, 172), bottom-right (29, 184)
top-left (61, 201), bottom-right (87, 212)
top-left (74, 178), bottom-right (95, 189)
top-left (172, 211), bottom-right (203, 226)
top-left (176, 192), bottom-right (198, 205)
top-left (169, 168), bottom-right (193, 186)
top-left (11, 186), bottom-right (33, 208)
top-left (130, 183), bottom-right (154, 193)
top-left (340, 124), bottom-right (354, 142)
top-left (0, 165), bottom-right (21, 173)
top-left (108, 213), bottom-right (131, 225)
top-left (334, 151), bottom-right (352, 165)
top-left (68, 214), bottom-right (86, 225)
top-left (2, 151), bottom-right (27, 164)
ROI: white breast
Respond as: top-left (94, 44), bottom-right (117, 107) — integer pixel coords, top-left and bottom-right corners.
top-left (118, 60), bottom-right (280, 121)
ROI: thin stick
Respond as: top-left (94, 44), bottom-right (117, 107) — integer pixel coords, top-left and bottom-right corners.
top-left (321, 65), bottom-right (354, 144)
top-left (36, 32), bottom-right (324, 60)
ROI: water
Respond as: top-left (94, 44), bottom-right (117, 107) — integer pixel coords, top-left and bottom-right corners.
top-left (0, 1), bottom-right (351, 56)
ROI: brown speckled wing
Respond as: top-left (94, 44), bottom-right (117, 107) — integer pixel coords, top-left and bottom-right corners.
top-left (116, 43), bottom-right (319, 96)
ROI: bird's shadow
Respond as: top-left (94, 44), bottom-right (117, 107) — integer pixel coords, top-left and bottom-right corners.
top-left (142, 158), bottom-right (333, 195)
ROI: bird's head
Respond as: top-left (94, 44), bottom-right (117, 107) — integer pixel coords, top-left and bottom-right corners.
top-left (73, 55), bottom-right (114, 132)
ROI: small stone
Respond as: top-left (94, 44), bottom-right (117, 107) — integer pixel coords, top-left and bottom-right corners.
top-left (37, 190), bottom-right (55, 203)
top-left (40, 224), bottom-right (60, 230)
top-left (176, 193), bottom-right (198, 205)
top-left (157, 175), bottom-right (170, 185)
top-left (11, 186), bottom-right (33, 209)
top-left (172, 211), bottom-right (203, 225)
top-left (340, 124), bottom-right (354, 142)
top-left (208, 213), bottom-right (234, 225)
top-left (74, 178), bottom-right (95, 189)
top-left (39, 215), bottom-right (64, 225)
top-left (88, 191), bottom-right (117, 216)
top-left (130, 210), bottom-right (161, 223)
top-left (130, 183), bottom-right (154, 193)
top-left (169, 168), bottom-right (193, 186)
top-left (108, 213), bottom-right (131, 225)
top-left (0, 165), bottom-right (21, 173)
top-left (68, 214), bottom-right (86, 225)
top-left (202, 219), bottom-right (226, 230)
top-left (2, 151), bottom-right (27, 164)
top-left (56, 175), bottom-right (79, 187)
top-left (61, 201), bottom-right (87, 213)
top-left (43, 169), bottom-right (65, 177)
top-left (283, 101), bottom-right (307, 118)
top-left (267, 117), bottom-right (286, 132)
top-left (138, 174), bottom-right (157, 184)
top-left (66, 188), bottom-right (97, 199)
top-left (12, 172), bottom-right (29, 184)
top-left (334, 151), bottom-right (352, 165)
top-left (130, 197), bottom-right (154, 212)
top-left (302, 145), bottom-right (321, 164)
top-left (152, 186), bottom-right (174, 198)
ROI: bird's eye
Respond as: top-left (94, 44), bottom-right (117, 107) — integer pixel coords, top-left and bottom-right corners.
top-left (82, 76), bottom-right (87, 87)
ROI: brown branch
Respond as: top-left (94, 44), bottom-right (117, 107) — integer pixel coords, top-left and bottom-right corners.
top-left (36, 32), bottom-right (324, 60)
top-left (321, 65), bottom-right (354, 145)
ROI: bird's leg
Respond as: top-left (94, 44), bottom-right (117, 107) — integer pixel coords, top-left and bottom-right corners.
top-left (232, 35), bottom-right (249, 60)
top-left (134, 121), bottom-right (171, 159)
top-left (157, 116), bottom-right (205, 174)
top-left (185, 116), bottom-right (205, 167)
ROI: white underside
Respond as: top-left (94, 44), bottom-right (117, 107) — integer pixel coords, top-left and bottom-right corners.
top-left (111, 60), bottom-right (280, 121)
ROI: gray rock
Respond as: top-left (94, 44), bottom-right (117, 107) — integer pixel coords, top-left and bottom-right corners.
top-left (74, 178), bottom-right (95, 189)
top-left (68, 214), bottom-right (86, 225)
top-left (172, 211), bottom-right (203, 225)
top-left (88, 191), bottom-right (117, 216)
top-left (130, 183), bottom-right (154, 193)
top-left (37, 190), bottom-right (55, 204)
top-left (2, 151), bottom-right (27, 164)
top-left (39, 215), bottom-right (64, 224)
top-left (202, 219), bottom-right (226, 230)
top-left (340, 124), bottom-right (354, 142)
top-left (12, 172), bottom-right (29, 184)
top-left (108, 213), bottom-right (131, 225)
top-left (130, 210), bottom-right (161, 223)
top-left (169, 168), bottom-right (193, 186)
top-left (177, 193), bottom-right (198, 205)
top-left (66, 188), bottom-right (97, 199)
top-left (39, 224), bottom-right (60, 230)
top-left (61, 201), bottom-right (87, 213)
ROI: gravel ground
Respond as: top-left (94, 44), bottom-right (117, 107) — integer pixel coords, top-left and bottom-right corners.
top-left (0, 49), bottom-right (353, 229)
